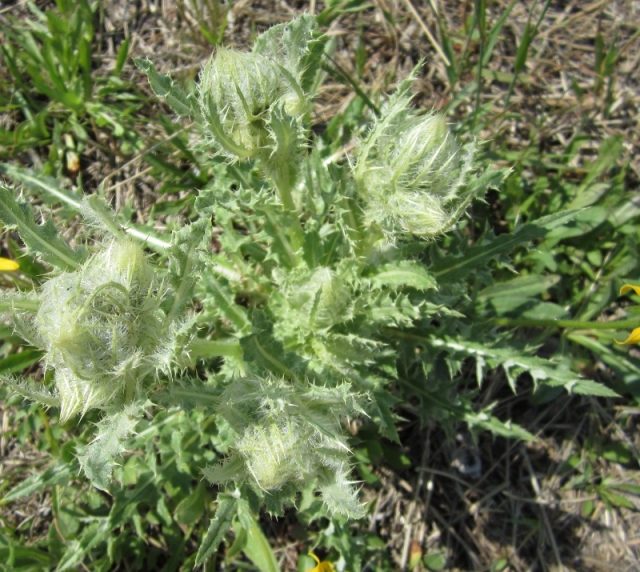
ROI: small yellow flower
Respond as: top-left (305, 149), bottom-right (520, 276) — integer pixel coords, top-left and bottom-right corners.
top-left (616, 284), bottom-right (640, 345)
top-left (0, 257), bottom-right (19, 271)
top-left (305, 552), bottom-right (336, 572)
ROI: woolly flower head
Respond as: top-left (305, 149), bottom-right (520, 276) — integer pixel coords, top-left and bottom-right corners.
top-left (199, 47), bottom-right (282, 160)
top-left (273, 266), bottom-right (353, 340)
top-left (355, 75), bottom-right (474, 239)
top-left (204, 377), bottom-right (366, 518)
top-left (35, 239), bottom-right (167, 421)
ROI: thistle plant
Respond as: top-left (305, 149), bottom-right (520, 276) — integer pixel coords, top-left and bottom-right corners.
top-left (0, 13), bottom-right (615, 569)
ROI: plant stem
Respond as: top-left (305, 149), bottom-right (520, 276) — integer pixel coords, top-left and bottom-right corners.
top-left (275, 180), bottom-right (305, 261)
top-left (0, 299), bottom-right (40, 312)
top-left (188, 337), bottom-right (242, 359)
top-left (492, 318), bottom-right (639, 330)
top-left (265, 157), bottom-right (305, 264)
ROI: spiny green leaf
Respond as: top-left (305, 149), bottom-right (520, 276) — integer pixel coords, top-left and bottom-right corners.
top-left (432, 209), bottom-right (582, 281)
top-left (0, 163), bottom-right (83, 208)
top-left (427, 336), bottom-right (617, 396)
top-left (76, 406), bottom-right (141, 491)
top-left (240, 311), bottom-right (308, 378)
top-left (197, 272), bottom-right (250, 332)
top-left (367, 260), bottom-right (436, 291)
top-left (0, 183), bottom-right (86, 271)
top-left (195, 494), bottom-right (238, 566)
top-left (133, 57), bottom-right (193, 117)
top-left (3, 461), bottom-right (74, 502)
top-left (463, 408), bottom-right (535, 440)
top-left (1, 375), bottom-right (60, 407)
top-left (252, 14), bottom-right (324, 93)
top-left (166, 218), bottom-right (212, 321)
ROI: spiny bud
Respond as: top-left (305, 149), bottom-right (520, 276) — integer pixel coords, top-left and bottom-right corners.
top-left (355, 85), bottom-right (473, 238)
top-left (36, 239), bottom-right (166, 421)
top-left (199, 47), bottom-right (281, 160)
top-left (204, 377), bottom-right (366, 518)
top-left (274, 267), bottom-right (352, 334)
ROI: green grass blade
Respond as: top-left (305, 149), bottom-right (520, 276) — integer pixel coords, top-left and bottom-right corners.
top-left (115, 37), bottom-right (130, 76)
top-left (481, 0), bottom-right (517, 66)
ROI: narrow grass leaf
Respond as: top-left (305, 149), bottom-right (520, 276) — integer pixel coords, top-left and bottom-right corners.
top-left (115, 38), bottom-right (130, 76)
top-left (3, 462), bottom-right (73, 502)
top-left (478, 275), bottom-right (560, 300)
top-left (481, 0), bottom-right (517, 66)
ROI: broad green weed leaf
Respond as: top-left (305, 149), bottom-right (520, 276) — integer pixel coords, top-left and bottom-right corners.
top-left (0, 349), bottom-right (44, 375)
top-left (0, 542), bottom-right (54, 568)
top-left (234, 517), bottom-right (279, 572)
top-left (175, 481), bottom-right (208, 525)
top-left (195, 494), bottom-right (238, 566)
top-left (107, 472), bottom-right (158, 529)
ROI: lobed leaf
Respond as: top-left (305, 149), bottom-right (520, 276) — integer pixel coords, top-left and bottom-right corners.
top-left (76, 406), bottom-right (141, 491)
top-left (0, 183), bottom-right (86, 271)
top-left (432, 209), bottom-right (583, 281)
top-left (133, 58), bottom-right (193, 117)
top-left (195, 494), bottom-right (238, 566)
